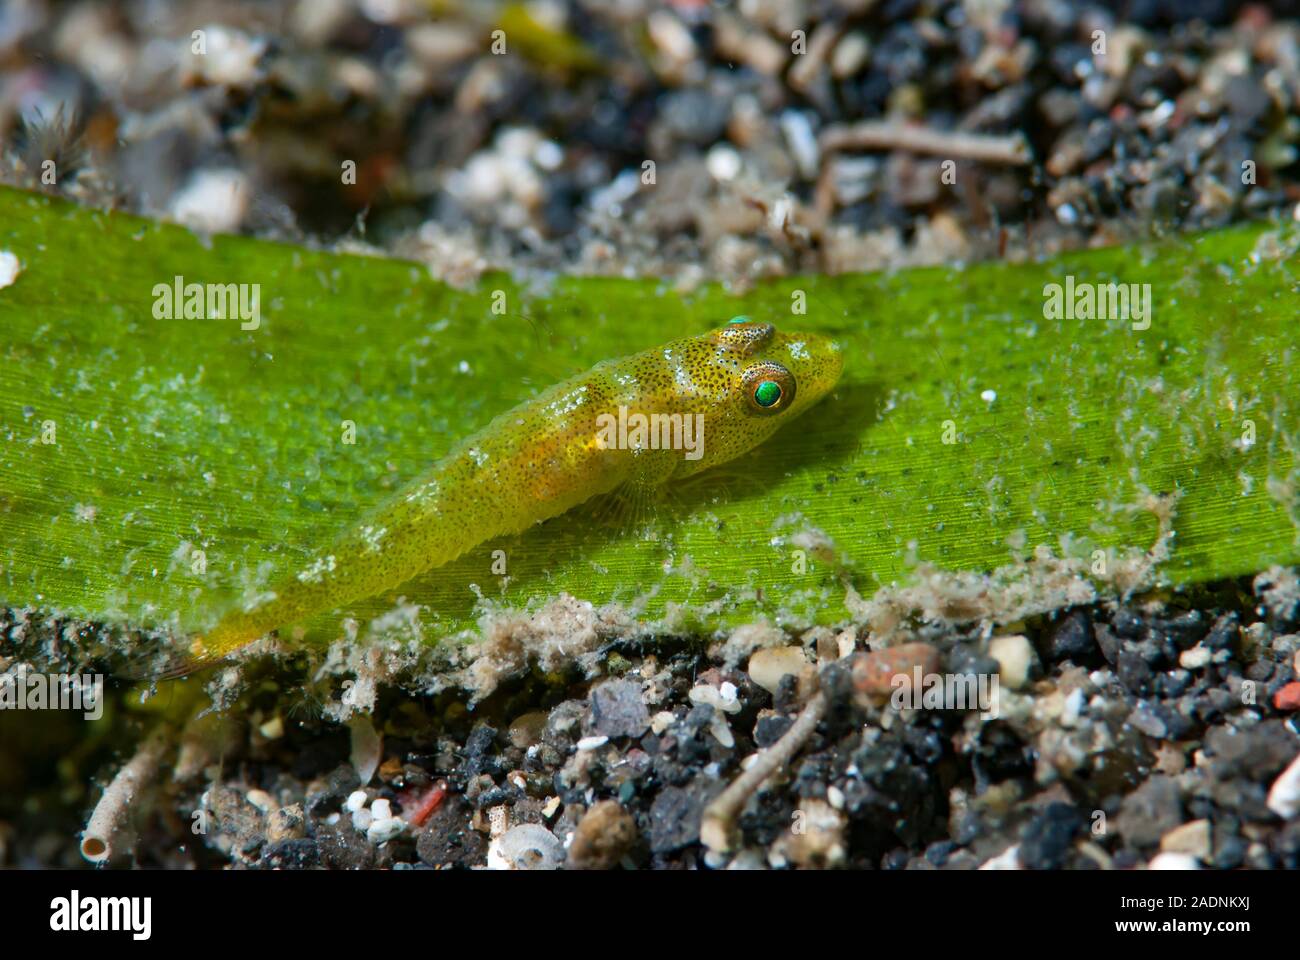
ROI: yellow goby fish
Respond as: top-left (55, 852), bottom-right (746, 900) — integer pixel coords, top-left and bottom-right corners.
top-left (185, 318), bottom-right (843, 667)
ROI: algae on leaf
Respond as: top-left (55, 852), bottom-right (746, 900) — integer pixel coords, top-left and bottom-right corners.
top-left (1, 186), bottom-right (1297, 651)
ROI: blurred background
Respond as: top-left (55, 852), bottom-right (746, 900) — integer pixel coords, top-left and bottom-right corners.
top-left (2, 0), bottom-right (1298, 292)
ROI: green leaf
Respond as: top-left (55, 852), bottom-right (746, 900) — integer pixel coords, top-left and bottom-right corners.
top-left (2, 186), bottom-right (1297, 651)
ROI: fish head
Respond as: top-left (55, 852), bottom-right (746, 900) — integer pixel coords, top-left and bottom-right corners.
top-left (672, 317), bottom-right (844, 473)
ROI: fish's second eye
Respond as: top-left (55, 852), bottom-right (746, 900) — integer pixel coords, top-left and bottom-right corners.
top-left (742, 361), bottom-right (795, 415)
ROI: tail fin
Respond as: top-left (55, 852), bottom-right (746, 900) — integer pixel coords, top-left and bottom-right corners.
top-left (120, 640), bottom-right (226, 683)
top-left (120, 628), bottom-right (239, 683)
top-left (153, 649), bottom-right (227, 681)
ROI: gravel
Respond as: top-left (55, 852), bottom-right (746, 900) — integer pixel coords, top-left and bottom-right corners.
top-left (4, 568), bottom-right (1298, 870)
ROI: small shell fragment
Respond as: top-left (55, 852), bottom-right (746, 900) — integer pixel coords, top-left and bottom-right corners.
top-left (747, 646), bottom-right (808, 695)
top-left (0, 251), bottom-right (21, 290)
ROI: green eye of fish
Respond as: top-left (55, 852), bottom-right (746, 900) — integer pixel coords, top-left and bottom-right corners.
top-left (753, 380), bottom-right (782, 407)
top-left (742, 361), bottom-right (795, 415)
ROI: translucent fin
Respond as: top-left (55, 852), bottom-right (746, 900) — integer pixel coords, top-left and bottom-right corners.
top-left (588, 478), bottom-right (661, 535)
top-left (152, 650), bottom-right (226, 681)
top-left (120, 640), bottom-right (226, 683)
top-left (586, 449), bottom-right (678, 537)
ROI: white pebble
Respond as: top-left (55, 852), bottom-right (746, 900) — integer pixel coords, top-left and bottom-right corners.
top-left (576, 735), bottom-right (608, 751)
top-left (1148, 852), bottom-right (1200, 870)
top-left (370, 798), bottom-right (393, 821)
top-left (829, 155), bottom-right (877, 206)
top-left (258, 715), bottom-right (284, 740)
top-left (1148, 99), bottom-right (1175, 125)
top-left (647, 10), bottom-right (696, 62)
top-left (451, 152), bottom-right (507, 206)
top-left (702, 849), bottom-right (730, 870)
top-left (706, 143), bottom-right (742, 182)
top-left (349, 715), bottom-right (382, 785)
top-left (980, 389), bottom-right (997, 403)
top-left (1179, 645), bottom-right (1212, 670)
top-left (1061, 687), bottom-right (1086, 727)
top-left (351, 808), bottom-right (373, 832)
top-left (186, 25), bottom-right (265, 87)
top-left (747, 646), bottom-right (808, 695)
top-left (979, 844), bottom-right (1022, 870)
top-left (780, 110), bottom-right (819, 181)
top-left (989, 634), bottom-right (1036, 690)
top-left (1267, 751), bottom-right (1300, 819)
top-left (366, 817), bottom-right (405, 845)
top-left (170, 168), bottom-right (251, 233)
top-left (359, 0), bottom-right (405, 24)
top-left (769, 194), bottom-right (795, 234)
top-left (589, 169), bottom-right (641, 215)
top-left (496, 126), bottom-right (540, 159)
top-left (533, 139), bottom-right (564, 171)
top-left (1160, 819), bottom-right (1211, 860)
top-left (831, 33), bottom-right (870, 78)
top-left (245, 789), bottom-right (275, 813)
top-left (344, 789), bottom-right (368, 814)
top-left (708, 713), bottom-right (735, 748)
top-left (0, 251), bottom-right (21, 290)
top-left (689, 683), bottom-right (741, 714)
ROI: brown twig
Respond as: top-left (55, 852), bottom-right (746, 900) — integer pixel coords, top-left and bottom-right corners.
top-left (700, 689), bottom-right (828, 854)
top-left (820, 121), bottom-right (1033, 166)
top-left (81, 725), bottom-right (172, 863)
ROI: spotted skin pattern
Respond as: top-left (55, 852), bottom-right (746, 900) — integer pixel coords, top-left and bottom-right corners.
top-left (187, 320), bottom-right (843, 664)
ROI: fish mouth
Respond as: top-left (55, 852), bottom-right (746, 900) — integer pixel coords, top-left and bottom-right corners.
top-left (822, 338), bottom-right (845, 382)
top-left (771, 331), bottom-right (844, 408)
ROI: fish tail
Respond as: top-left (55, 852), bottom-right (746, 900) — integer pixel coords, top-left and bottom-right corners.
top-left (144, 612), bottom-right (272, 680)
top-left (153, 472), bottom-right (476, 680)
top-left (120, 626), bottom-right (243, 682)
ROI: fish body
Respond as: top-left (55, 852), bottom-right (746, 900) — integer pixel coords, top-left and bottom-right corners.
top-left (188, 319), bottom-right (843, 664)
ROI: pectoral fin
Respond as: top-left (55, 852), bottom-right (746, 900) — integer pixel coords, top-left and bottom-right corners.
top-left (587, 448), bottom-right (678, 535)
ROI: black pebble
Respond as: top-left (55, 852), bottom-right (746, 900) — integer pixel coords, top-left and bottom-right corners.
top-left (1153, 610), bottom-right (1207, 649)
top-left (1113, 608), bottom-right (1144, 639)
top-left (924, 840), bottom-right (956, 866)
top-left (1117, 648), bottom-right (1154, 694)
top-left (648, 783), bottom-right (707, 853)
top-left (1157, 668), bottom-right (1192, 697)
top-left (1203, 612), bottom-right (1239, 651)
top-left (1019, 803), bottom-right (1083, 869)
top-left (1049, 608), bottom-right (1095, 662)
top-left (260, 838), bottom-right (320, 869)
top-left (948, 643), bottom-right (1001, 677)
top-left (1094, 623), bottom-right (1120, 665)
top-left (754, 714), bottom-right (794, 748)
